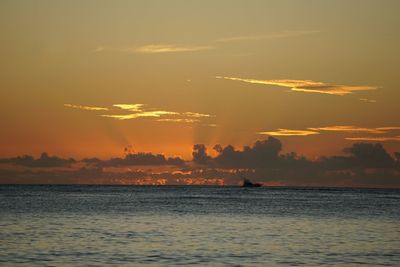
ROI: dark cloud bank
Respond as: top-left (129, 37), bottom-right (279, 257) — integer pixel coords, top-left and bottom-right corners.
top-left (1, 137), bottom-right (400, 187)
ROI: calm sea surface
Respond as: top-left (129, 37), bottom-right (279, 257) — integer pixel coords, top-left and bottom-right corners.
top-left (0, 185), bottom-right (399, 266)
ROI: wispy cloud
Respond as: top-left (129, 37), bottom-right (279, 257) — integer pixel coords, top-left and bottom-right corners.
top-left (184, 112), bottom-right (214, 118)
top-left (259, 129), bottom-right (319, 136)
top-left (359, 98), bottom-right (377, 103)
top-left (101, 110), bottom-right (179, 120)
top-left (94, 30), bottom-right (319, 55)
top-left (345, 136), bottom-right (400, 141)
top-left (309, 126), bottom-right (387, 134)
top-left (260, 125), bottom-right (400, 141)
top-left (93, 44), bottom-right (213, 54)
top-left (65, 103), bottom-right (215, 125)
top-left (134, 44), bottom-right (213, 54)
top-left (64, 104), bottom-right (109, 111)
top-left (216, 76), bottom-right (378, 96)
top-left (156, 118), bottom-right (200, 123)
top-left (214, 30), bottom-right (320, 43)
top-left (376, 127), bottom-right (400, 131)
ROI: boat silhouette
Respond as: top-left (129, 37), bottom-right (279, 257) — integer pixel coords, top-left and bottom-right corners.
top-left (241, 178), bottom-right (262, 187)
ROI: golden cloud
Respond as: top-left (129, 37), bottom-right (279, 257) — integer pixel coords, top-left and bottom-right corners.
top-left (216, 76), bottom-right (378, 96)
top-left (308, 126), bottom-right (387, 134)
top-left (65, 103), bottom-right (215, 124)
top-left (157, 118), bottom-right (200, 123)
top-left (113, 104), bottom-right (144, 112)
top-left (184, 112), bottom-right (214, 118)
top-left (259, 129), bottom-right (319, 136)
top-left (101, 110), bottom-right (179, 120)
top-left (261, 125), bottom-right (400, 141)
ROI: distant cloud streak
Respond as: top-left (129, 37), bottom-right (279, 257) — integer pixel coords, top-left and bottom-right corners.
top-left (261, 125), bottom-right (400, 141)
top-left (309, 126), bottom-right (388, 134)
top-left (216, 76), bottom-right (378, 96)
top-left (214, 30), bottom-right (320, 43)
top-left (359, 98), bottom-right (377, 103)
top-left (134, 44), bottom-right (213, 54)
top-left (64, 104), bottom-right (109, 111)
top-left (345, 136), bottom-right (400, 141)
top-left (157, 118), bottom-right (200, 123)
top-left (95, 30), bottom-right (319, 56)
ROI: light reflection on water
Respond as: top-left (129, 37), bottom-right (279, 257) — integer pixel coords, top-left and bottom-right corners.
top-left (1, 186), bottom-right (399, 266)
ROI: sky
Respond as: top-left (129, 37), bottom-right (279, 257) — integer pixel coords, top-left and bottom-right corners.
top-left (1, 0), bottom-right (400, 187)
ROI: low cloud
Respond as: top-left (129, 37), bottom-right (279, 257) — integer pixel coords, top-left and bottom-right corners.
top-left (216, 76), bottom-right (378, 96)
top-left (83, 152), bottom-right (185, 167)
top-left (1, 139), bottom-right (400, 187)
top-left (0, 153), bottom-right (75, 168)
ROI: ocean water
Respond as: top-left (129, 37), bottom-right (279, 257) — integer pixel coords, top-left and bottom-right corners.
top-left (0, 186), bottom-right (399, 266)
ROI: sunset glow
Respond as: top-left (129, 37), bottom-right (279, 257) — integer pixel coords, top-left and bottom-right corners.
top-left (0, 0), bottom-right (399, 188)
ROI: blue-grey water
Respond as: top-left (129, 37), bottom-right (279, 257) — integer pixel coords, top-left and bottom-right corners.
top-left (0, 186), bottom-right (399, 266)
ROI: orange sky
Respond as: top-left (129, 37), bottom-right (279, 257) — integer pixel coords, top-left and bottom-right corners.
top-left (1, 0), bottom-right (400, 162)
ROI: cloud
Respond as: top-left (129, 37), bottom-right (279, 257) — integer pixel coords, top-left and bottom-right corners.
top-left (105, 153), bottom-right (185, 167)
top-left (192, 144), bottom-right (212, 164)
top-left (259, 128), bottom-right (319, 136)
top-left (347, 143), bottom-right (395, 168)
top-left (93, 44), bottom-right (213, 54)
top-left (1, 139), bottom-right (400, 187)
top-left (64, 104), bottom-right (109, 111)
top-left (113, 104), bottom-right (144, 112)
top-left (216, 76), bottom-right (378, 96)
top-left (93, 46), bottom-right (104, 53)
top-left (184, 112), bottom-right (213, 118)
top-left (95, 30), bottom-right (317, 56)
top-left (82, 149), bottom-right (184, 167)
top-left (101, 110), bottom-right (179, 120)
top-left (359, 98), bottom-right (377, 103)
top-left (65, 103), bottom-right (215, 124)
top-left (134, 44), bottom-right (213, 54)
top-left (0, 153), bottom-right (75, 168)
top-left (157, 118), bottom-right (200, 123)
top-left (214, 30), bottom-right (320, 43)
top-left (345, 136), bottom-right (400, 141)
top-left (261, 126), bottom-right (400, 139)
top-left (309, 126), bottom-right (388, 134)
top-left (376, 127), bottom-right (400, 131)
top-left (193, 137), bottom-right (285, 168)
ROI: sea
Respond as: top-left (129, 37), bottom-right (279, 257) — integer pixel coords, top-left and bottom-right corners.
top-left (0, 185), bottom-right (399, 266)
